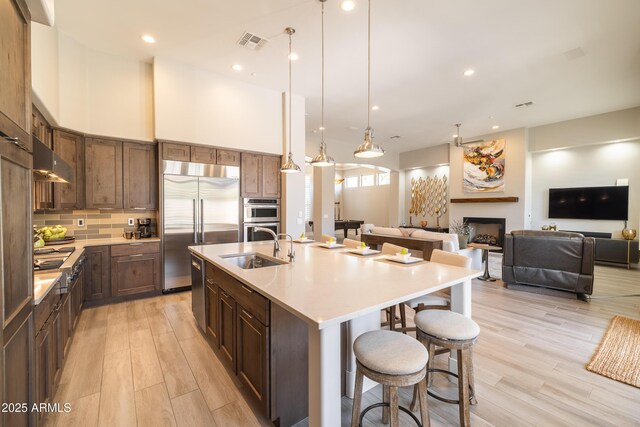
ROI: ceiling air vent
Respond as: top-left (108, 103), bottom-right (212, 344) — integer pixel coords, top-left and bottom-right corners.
top-left (515, 101), bottom-right (534, 108)
top-left (238, 32), bottom-right (268, 50)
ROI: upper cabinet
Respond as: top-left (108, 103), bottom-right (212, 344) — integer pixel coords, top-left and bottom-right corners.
top-left (160, 141), bottom-right (240, 167)
top-left (262, 155), bottom-right (281, 198)
top-left (241, 153), bottom-right (262, 198)
top-left (217, 149), bottom-right (241, 166)
top-left (190, 145), bottom-right (216, 164)
top-left (241, 153), bottom-right (281, 198)
top-left (0, 0), bottom-right (31, 152)
top-left (85, 138), bottom-right (158, 210)
top-left (53, 129), bottom-right (84, 210)
top-left (162, 142), bottom-right (190, 162)
top-left (85, 138), bottom-right (123, 209)
top-left (123, 142), bottom-right (157, 209)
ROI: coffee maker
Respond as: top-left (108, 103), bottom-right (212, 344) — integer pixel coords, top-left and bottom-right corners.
top-left (137, 218), bottom-right (152, 238)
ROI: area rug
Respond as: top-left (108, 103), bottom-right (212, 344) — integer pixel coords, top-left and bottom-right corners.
top-left (586, 315), bottom-right (640, 388)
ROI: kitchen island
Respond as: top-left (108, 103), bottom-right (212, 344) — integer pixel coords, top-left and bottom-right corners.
top-left (190, 240), bottom-right (481, 427)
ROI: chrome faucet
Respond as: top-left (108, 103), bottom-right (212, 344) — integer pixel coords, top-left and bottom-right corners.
top-left (277, 233), bottom-right (295, 262)
top-left (254, 227), bottom-right (280, 257)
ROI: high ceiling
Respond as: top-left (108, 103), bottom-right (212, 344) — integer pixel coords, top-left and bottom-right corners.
top-left (55, 0), bottom-right (640, 154)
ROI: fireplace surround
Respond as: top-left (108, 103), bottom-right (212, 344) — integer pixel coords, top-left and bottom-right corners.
top-left (463, 217), bottom-right (506, 251)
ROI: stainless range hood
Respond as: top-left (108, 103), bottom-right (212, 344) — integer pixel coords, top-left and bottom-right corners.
top-left (32, 137), bottom-right (74, 183)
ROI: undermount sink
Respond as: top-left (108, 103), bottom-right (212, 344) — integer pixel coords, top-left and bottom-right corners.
top-left (221, 253), bottom-right (287, 269)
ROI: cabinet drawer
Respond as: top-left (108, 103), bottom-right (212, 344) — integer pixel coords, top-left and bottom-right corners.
top-left (217, 149), bottom-right (240, 166)
top-left (217, 271), bottom-right (269, 326)
top-left (190, 145), bottom-right (217, 164)
top-left (162, 142), bottom-right (190, 161)
top-left (111, 242), bottom-right (160, 257)
top-left (34, 284), bottom-right (61, 333)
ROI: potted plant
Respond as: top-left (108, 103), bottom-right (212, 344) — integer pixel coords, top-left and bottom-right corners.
top-left (450, 219), bottom-right (471, 249)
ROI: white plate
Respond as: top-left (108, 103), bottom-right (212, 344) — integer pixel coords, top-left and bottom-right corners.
top-left (294, 238), bottom-right (314, 243)
top-left (346, 248), bottom-right (381, 256)
top-left (318, 243), bottom-right (346, 249)
top-left (386, 255), bottom-right (422, 264)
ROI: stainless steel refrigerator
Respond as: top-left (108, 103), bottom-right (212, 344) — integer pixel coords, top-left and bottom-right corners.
top-left (162, 160), bottom-right (240, 292)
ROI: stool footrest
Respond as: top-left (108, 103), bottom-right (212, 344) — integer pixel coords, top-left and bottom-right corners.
top-left (426, 368), bottom-right (475, 405)
top-left (359, 402), bottom-right (423, 427)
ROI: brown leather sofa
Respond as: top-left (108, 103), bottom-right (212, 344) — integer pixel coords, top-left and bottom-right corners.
top-left (502, 230), bottom-right (595, 298)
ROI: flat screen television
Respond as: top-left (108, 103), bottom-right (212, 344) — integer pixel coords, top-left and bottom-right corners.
top-left (548, 186), bottom-right (628, 220)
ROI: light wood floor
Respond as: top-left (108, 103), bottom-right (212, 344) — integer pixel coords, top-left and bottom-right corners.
top-left (46, 264), bottom-right (640, 427)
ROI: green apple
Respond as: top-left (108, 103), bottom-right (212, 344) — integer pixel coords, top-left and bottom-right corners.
top-left (360, 242), bottom-right (367, 248)
top-left (329, 237), bottom-right (336, 243)
top-left (400, 248), bottom-right (409, 255)
top-left (300, 232), bottom-right (305, 238)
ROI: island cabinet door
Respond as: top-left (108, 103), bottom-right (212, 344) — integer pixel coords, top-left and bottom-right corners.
top-left (236, 305), bottom-right (269, 413)
top-left (206, 282), bottom-right (219, 348)
top-left (218, 289), bottom-right (236, 372)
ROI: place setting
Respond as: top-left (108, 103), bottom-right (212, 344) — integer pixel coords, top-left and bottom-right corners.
top-left (293, 233), bottom-right (315, 244)
top-left (380, 248), bottom-right (424, 265)
top-left (344, 243), bottom-right (381, 257)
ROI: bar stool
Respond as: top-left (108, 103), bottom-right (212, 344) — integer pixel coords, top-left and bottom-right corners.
top-left (411, 310), bottom-right (480, 427)
top-left (351, 330), bottom-right (431, 427)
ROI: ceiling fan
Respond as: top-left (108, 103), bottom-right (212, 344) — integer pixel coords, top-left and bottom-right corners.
top-left (453, 123), bottom-right (484, 147)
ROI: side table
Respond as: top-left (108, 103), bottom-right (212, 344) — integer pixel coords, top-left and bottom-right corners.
top-left (467, 243), bottom-right (502, 281)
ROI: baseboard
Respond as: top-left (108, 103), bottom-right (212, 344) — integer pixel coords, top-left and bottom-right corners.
top-left (506, 283), bottom-right (578, 299)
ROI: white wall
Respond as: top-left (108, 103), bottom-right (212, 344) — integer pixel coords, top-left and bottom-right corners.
top-left (340, 168), bottom-right (390, 227)
top-left (404, 165), bottom-right (450, 228)
top-left (58, 34), bottom-right (154, 141)
top-left (31, 23), bottom-right (60, 123)
top-left (449, 128), bottom-right (530, 232)
top-left (154, 57), bottom-right (284, 154)
top-left (531, 141), bottom-right (639, 237)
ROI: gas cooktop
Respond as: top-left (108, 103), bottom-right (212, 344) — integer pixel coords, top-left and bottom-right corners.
top-left (34, 247), bottom-right (76, 271)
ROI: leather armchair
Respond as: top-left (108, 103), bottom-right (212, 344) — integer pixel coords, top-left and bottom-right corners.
top-left (502, 230), bottom-right (595, 296)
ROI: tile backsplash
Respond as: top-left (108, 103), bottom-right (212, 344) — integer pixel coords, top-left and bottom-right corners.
top-left (33, 210), bottom-right (158, 240)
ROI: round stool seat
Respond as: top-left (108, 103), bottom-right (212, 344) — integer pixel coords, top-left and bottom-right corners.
top-left (415, 310), bottom-right (480, 341)
top-left (404, 295), bottom-right (449, 309)
top-left (354, 330), bottom-right (429, 375)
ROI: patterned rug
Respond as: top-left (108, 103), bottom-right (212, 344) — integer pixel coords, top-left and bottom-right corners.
top-left (586, 315), bottom-right (640, 388)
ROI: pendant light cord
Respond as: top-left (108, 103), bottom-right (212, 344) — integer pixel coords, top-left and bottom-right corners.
top-left (288, 30), bottom-right (293, 155)
top-left (321, 1), bottom-right (325, 143)
top-left (367, 0), bottom-right (371, 129)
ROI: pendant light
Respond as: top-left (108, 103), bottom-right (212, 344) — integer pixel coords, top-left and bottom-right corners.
top-left (354, 0), bottom-right (384, 158)
top-left (311, 0), bottom-right (335, 167)
top-left (281, 27), bottom-right (302, 174)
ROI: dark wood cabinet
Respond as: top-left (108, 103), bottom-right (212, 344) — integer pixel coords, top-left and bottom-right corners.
top-left (205, 263), bottom-right (219, 348)
top-left (61, 293), bottom-right (70, 355)
top-left (34, 317), bottom-right (53, 425)
top-left (0, 0), bottom-right (31, 151)
top-left (237, 305), bottom-right (269, 412)
top-left (85, 246), bottom-right (111, 301)
top-left (2, 312), bottom-right (32, 427)
top-left (162, 142), bottom-right (190, 161)
top-left (111, 252), bottom-right (161, 297)
top-left (51, 304), bottom-right (63, 386)
top-left (262, 155), bottom-right (281, 198)
top-left (85, 138), bottom-right (123, 209)
top-left (219, 289), bottom-right (236, 371)
top-left (53, 129), bottom-right (84, 210)
top-left (32, 107), bottom-right (54, 211)
top-left (123, 142), bottom-right (158, 209)
top-left (190, 145), bottom-right (216, 164)
top-left (241, 153), bottom-right (262, 197)
top-left (217, 149), bottom-right (240, 166)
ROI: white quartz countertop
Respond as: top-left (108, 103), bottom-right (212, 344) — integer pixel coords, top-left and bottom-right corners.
top-left (34, 271), bottom-right (63, 305)
top-left (33, 237), bottom-right (161, 304)
top-left (189, 241), bottom-right (482, 329)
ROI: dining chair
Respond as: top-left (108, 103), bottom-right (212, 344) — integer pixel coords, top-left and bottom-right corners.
top-left (381, 242), bottom-right (406, 255)
top-left (343, 238), bottom-right (361, 249)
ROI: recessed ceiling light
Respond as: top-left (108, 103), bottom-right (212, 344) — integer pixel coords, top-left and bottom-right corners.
top-left (463, 69), bottom-right (475, 76)
top-left (141, 35), bottom-right (156, 44)
top-left (319, 126), bottom-right (325, 131)
top-left (492, 125), bottom-right (500, 130)
top-left (452, 134), bottom-right (458, 138)
top-left (341, 1), bottom-right (355, 11)
top-left (250, 72), bottom-right (257, 77)
top-left (231, 64), bottom-right (243, 72)
top-left (288, 52), bottom-right (299, 61)
top-left (371, 105), bottom-right (379, 111)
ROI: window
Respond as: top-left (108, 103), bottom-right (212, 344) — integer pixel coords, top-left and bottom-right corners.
top-left (378, 173), bottom-right (390, 185)
top-left (361, 174), bottom-right (375, 187)
top-left (345, 176), bottom-right (359, 188)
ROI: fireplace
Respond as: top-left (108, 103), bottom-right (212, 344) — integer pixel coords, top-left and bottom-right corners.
top-left (463, 217), bottom-right (506, 251)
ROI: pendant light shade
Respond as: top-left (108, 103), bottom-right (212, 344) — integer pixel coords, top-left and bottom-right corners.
top-left (354, 127), bottom-right (384, 158)
top-left (311, 0), bottom-right (335, 167)
top-left (281, 27), bottom-right (302, 174)
top-left (354, 0), bottom-right (384, 159)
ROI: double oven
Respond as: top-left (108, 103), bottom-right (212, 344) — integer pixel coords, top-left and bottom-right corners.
top-left (243, 198), bottom-right (280, 242)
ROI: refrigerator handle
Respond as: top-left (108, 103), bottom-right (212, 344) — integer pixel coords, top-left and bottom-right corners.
top-left (193, 199), bottom-right (198, 243)
top-left (200, 199), bottom-right (205, 243)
